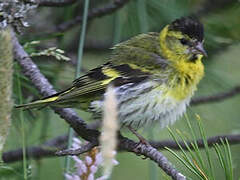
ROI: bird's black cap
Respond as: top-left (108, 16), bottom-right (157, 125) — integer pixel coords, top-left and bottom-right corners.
top-left (169, 16), bottom-right (204, 42)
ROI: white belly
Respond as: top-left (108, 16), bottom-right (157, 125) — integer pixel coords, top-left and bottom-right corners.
top-left (90, 81), bottom-right (191, 129)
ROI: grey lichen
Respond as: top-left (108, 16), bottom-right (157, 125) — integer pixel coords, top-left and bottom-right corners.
top-left (0, 27), bottom-right (13, 157)
top-left (0, 0), bottom-right (37, 33)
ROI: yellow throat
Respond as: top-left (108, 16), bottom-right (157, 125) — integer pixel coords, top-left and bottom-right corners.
top-left (159, 25), bottom-right (204, 101)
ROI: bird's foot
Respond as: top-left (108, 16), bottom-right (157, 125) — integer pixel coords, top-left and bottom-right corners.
top-left (127, 126), bottom-right (150, 155)
top-left (127, 126), bottom-right (150, 145)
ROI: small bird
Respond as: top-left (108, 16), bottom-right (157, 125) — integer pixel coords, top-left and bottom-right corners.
top-left (16, 16), bottom-right (207, 132)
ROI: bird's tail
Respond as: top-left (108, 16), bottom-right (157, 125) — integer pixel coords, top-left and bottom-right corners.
top-left (15, 95), bottom-right (59, 110)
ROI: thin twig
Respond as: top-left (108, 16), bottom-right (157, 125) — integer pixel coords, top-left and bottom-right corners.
top-left (191, 86), bottom-right (240, 106)
top-left (56, 142), bottom-right (97, 156)
top-left (150, 134), bottom-right (240, 150)
top-left (57, 0), bottom-right (131, 32)
top-left (56, 0), bottom-right (236, 33)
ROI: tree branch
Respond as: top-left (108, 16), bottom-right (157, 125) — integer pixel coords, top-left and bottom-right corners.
top-left (36, 0), bottom-right (77, 7)
top-left (61, 141), bottom-right (187, 179)
top-left (118, 136), bottom-right (186, 180)
top-left (150, 134), bottom-right (240, 150)
top-left (194, 0), bottom-right (237, 17)
top-left (2, 135), bottom-right (67, 163)
top-left (3, 134), bottom-right (240, 163)
top-left (56, 0), bottom-right (237, 33)
top-left (57, 0), bottom-right (131, 32)
top-left (191, 85), bottom-right (240, 106)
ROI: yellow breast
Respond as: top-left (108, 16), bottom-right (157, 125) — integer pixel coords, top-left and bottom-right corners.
top-left (167, 58), bottom-right (204, 101)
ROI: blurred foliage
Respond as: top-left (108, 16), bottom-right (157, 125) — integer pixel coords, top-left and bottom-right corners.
top-left (2, 0), bottom-right (240, 179)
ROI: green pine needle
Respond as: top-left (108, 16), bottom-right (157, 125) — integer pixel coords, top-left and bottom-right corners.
top-left (166, 114), bottom-right (234, 180)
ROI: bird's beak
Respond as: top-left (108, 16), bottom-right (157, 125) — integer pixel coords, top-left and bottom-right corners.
top-left (194, 42), bottom-right (208, 57)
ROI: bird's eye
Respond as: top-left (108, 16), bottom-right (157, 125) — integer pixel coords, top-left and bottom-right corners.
top-left (180, 38), bottom-right (188, 45)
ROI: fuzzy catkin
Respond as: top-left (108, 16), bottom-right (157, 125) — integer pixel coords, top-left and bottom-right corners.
top-left (0, 27), bottom-right (13, 156)
top-left (100, 86), bottom-right (118, 178)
